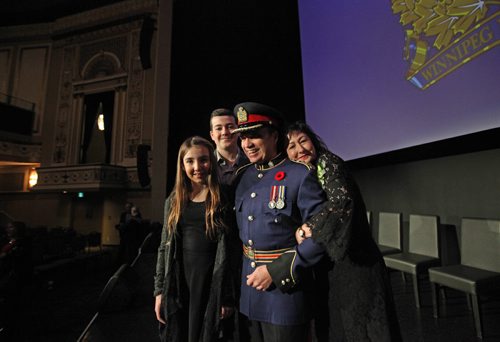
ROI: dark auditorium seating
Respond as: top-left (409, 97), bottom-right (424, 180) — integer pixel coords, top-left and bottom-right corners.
top-left (78, 223), bottom-right (161, 341)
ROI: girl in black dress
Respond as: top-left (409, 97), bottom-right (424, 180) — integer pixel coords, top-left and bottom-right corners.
top-left (154, 136), bottom-right (236, 342)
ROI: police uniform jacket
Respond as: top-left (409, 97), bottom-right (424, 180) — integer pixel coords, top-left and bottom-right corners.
top-left (235, 154), bottom-right (326, 326)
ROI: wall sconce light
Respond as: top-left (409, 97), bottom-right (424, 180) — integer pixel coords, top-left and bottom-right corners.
top-left (97, 102), bottom-right (105, 131)
top-left (28, 168), bottom-right (38, 188)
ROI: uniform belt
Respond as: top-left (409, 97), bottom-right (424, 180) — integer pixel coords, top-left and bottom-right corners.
top-left (243, 245), bottom-right (291, 263)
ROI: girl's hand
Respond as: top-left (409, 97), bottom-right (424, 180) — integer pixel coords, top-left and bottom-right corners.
top-left (155, 294), bottom-right (166, 324)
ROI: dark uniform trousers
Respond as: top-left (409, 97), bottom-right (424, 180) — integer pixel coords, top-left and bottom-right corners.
top-left (247, 320), bottom-right (308, 342)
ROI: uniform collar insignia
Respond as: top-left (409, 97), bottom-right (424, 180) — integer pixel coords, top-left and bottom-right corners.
top-left (235, 162), bottom-right (253, 176)
top-left (255, 153), bottom-right (286, 171)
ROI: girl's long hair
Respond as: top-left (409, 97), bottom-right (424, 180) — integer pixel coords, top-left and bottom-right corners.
top-left (166, 136), bottom-right (224, 238)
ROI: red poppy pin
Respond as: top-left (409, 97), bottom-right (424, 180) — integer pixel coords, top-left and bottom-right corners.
top-left (274, 171), bottom-right (285, 181)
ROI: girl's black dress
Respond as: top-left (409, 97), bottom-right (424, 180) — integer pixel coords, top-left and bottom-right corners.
top-left (179, 200), bottom-right (217, 342)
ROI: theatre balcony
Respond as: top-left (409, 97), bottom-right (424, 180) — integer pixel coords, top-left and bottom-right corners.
top-left (32, 164), bottom-right (128, 192)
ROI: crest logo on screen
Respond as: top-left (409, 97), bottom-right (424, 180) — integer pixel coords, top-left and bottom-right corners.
top-left (391, 1), bottom-right (499, 90)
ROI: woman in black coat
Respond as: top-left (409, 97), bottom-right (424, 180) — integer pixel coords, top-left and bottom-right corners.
top-left (287, 122), bottom-right (402, 342)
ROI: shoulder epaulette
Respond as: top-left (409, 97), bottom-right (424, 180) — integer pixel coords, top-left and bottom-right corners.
top-left (235, 162), bottom-right (253, 175)
top-left (290, 159), bottom-right (315, 171)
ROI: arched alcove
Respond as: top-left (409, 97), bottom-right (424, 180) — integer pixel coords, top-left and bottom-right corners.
top-left (82, 52), bottom-right (122, 80)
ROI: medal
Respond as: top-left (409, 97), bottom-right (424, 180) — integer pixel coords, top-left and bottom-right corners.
top-left (268, 185), bottom-right (277, 209)
top-left (276, 186), bottom-right (286, 209)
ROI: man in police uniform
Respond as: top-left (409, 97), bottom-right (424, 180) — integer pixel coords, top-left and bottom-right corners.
top-left (209, 108), bottom-right (249, 186)
top-left (232, 102), bottom-right (326, 342)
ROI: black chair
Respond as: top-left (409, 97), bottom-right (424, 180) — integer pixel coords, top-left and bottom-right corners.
top-left (429, 218), bottom-right (500, 339)
top-left (384, 214), bottom-right (441, 308)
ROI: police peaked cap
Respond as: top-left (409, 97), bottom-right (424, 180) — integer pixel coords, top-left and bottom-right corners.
top-left (231, 102), bottom-right (284, 133)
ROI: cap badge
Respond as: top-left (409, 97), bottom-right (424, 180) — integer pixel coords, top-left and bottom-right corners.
top-left (237, 106), bottom-right (248, 123)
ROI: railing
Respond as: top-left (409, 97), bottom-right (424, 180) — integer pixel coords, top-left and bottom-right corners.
top-left (32, 164), bottom-right (128, 191)
top-left (0, 92), bottom-right (36, 112)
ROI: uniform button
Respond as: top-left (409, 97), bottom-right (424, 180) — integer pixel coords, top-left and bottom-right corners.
top-left (250, 261), bottom-right (256, 268)
top-left (281, 280), bottom-right (286, 285)
top-left (232, 206), bottom-right (236, 211)
top-left (248, 240), bottom-right (253, 246)
top-left (274, 218), bottom-right (279, 223)
top-left (250, 192), bottom-right (256, 198)
top-left (257, 173), bottom-right (263, 178)
top-left (286, 278), bottom-right (290, 282)
top-left (248, 215), bottom-right (254, 221)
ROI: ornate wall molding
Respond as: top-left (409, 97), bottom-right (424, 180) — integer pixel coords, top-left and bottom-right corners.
top-left (0, 23), bottom-right (53, 42)
top-left (34, 164), bottom-right (128, 191)
top-left (53, 47), bottom-right (76, 165)
top-left (54, 32), bottom-right (145, 166)
top-left (53, 0), bottom-right (157, 36)
top-left (53, 21), bottom-right (142, 48)
top-left (73, 74), bottom-right (128, 95)
top-left (79, 37), bottom-right (127, 78)
top-left (0, 140), bottom-right (41, 162)
top-left (125, 167), bottom-right (147, 189)
top-left (124, 29), bottom-right (145, 159)
top-left (8, 0), bottom-right (155, 169)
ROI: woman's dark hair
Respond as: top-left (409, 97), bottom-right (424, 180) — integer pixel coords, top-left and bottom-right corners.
top-left (287, 121), bottom-right (330, 155)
